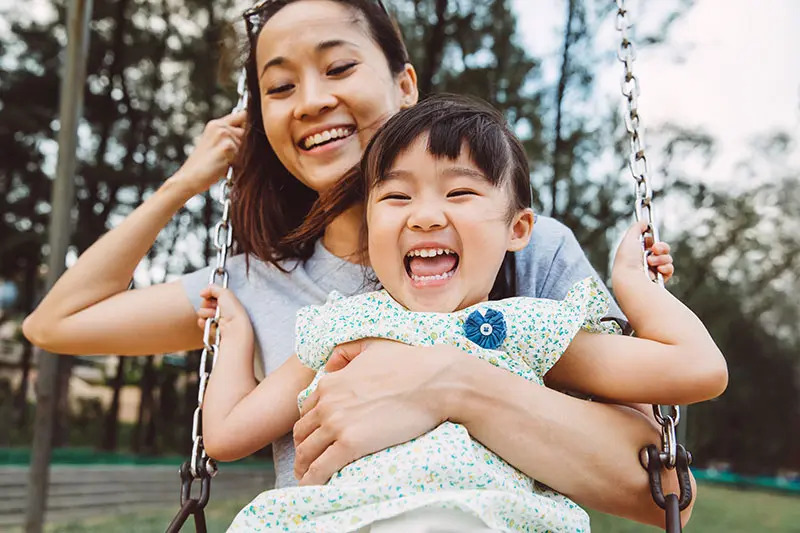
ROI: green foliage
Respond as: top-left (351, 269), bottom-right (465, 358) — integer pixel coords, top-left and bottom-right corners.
top-left (1, 0), bottom-right (798, 474)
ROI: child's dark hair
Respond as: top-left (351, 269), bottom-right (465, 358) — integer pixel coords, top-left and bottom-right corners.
top-left (286, 94), bottom-right (533, 298)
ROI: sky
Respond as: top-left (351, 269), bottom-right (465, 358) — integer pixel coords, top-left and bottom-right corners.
top-left (512, 0), bottom-right (800, 184)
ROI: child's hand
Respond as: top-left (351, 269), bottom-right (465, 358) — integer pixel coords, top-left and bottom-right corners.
top-left (197, 285), bottom-right (253, 338)
top-left (612, 221), bottom-right (674, 286)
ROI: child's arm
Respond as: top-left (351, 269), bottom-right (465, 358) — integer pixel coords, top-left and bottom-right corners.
top-left (198, 285), bottom-right (316, 462)
top-left (546, 222), bottom-right (728, 405)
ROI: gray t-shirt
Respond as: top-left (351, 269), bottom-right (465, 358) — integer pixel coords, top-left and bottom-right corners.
top-left (181, 215), bottom-right (621, 489)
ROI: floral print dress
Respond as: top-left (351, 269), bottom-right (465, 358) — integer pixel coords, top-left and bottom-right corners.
top-left (228, 277), bottom-right (620, 533)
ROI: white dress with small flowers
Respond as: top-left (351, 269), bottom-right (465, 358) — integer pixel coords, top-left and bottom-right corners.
top-left (228, 277), bottom-right (620, 533)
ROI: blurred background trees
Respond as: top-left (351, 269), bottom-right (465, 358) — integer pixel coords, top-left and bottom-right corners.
top-left (1, 0), bottom-right (798, 475)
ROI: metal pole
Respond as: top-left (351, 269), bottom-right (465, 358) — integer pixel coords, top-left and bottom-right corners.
top-left (25, 1), bottom-right (93, 531)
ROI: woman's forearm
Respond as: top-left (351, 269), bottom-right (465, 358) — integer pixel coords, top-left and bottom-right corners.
top-left (444, 354), bottom-right (694, 527)
top-left (22, 175), bottom-right (200, 353)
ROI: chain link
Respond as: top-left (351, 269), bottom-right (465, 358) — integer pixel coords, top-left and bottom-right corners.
top-left (616, 0), bottom-right (680, 468)
top-left (187, 70), bottom-right (249, 479)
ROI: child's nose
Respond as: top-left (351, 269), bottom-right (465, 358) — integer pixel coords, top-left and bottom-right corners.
top-left (407, 204), bottom-right (447, 231)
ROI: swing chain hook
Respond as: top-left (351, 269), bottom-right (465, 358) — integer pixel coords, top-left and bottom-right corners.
top-left (615, 3), bottom-right (691, 530)
top-left (168, 68), bottom-right (249, 533)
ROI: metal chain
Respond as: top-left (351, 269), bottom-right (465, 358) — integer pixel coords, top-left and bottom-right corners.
top-left (189, 70), bottom-right (249, 479)
top-left (615, 0), bottom-right (680, 469)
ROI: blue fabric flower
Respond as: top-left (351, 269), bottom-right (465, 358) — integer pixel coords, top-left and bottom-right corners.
top-left (463, 308), bottom-right (507, 350)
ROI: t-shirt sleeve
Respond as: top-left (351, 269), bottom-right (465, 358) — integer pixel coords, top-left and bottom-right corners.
top-left (180, 265), bottom-right (212, 312)
top-left (515, 215), bottom-right (626, 322)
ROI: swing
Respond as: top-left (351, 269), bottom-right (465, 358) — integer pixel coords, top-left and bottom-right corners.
top-left (166, 1), bottom-right (693, 531)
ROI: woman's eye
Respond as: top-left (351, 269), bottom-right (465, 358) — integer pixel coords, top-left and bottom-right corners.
top-left (266, 83), bottom-right (294, 95)
top-left (327, 62), bottom-right (357, 76)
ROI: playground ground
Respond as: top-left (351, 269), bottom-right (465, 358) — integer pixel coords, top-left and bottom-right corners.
top-left (37, 482), bottom-right (800, 532)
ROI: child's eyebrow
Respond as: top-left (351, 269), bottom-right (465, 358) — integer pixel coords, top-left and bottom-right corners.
top-left (381, 166), bottom-right (485, 182)
top-left (440, 166), bottom-right (487, 180)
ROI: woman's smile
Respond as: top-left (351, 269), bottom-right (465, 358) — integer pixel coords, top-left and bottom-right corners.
top-left (298, 125), bottom-right (357, 151)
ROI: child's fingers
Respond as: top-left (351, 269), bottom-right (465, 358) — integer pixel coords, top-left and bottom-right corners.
top-left (650, 241), bottom-right (671, 255)
top-left (659, 265), bottom-right (674, 284)
top-left (197, 307), bottom-right (216, 319)
top-left (199, 298), bottom-right (217, 310)
top-left (201, 284), bottom-right (225, 298)
top-left (647, 253), bottom-right (673, 267)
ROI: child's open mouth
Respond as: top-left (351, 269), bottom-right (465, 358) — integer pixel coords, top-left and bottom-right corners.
top-left (404, 247), bottom-right (459, 286)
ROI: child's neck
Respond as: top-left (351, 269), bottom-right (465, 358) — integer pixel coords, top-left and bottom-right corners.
top-left (322, 206), bottom-right (365, 265)
top-left (391, 291), bottom-right (492, 313)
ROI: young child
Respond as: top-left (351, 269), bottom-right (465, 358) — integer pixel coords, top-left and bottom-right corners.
top-left (199, 95), bottom-right (726, 532)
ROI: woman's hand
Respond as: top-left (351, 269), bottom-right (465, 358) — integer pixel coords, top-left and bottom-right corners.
top-left (292, 339), bottom-right (457, 485)
top-left (613, 221), bottom-right (674, 286)
top-left (173, 110), bottom-right (247, 196)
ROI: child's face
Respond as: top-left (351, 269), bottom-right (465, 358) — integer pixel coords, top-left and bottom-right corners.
top-left (366, 134), bottom-right (533, 312)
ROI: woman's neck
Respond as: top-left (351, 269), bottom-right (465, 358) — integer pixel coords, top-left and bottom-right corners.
top-left (321, 205), bottom-right (366, 264)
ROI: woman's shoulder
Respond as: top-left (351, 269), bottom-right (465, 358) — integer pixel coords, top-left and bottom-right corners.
top-left (517, 215), bottom-right (578, 260)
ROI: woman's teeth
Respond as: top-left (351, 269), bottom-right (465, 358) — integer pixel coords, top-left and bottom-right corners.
top-left (303, 127), bottom-right (353, 149)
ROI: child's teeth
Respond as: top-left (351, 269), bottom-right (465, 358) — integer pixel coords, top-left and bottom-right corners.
top-left (406, 248), bottom-right (458, 258)
top-left (410, 271), bottom-right (454, 282)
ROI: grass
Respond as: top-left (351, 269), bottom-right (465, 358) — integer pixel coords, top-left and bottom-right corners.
top-left (41, 482), bottom-right (800, 532)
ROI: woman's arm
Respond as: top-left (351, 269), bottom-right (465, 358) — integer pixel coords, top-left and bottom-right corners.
top-left (292, 339), bottom-right (694, 527)
top-left (22, 112), bottom-right (245, 355)
top-left (199, 285), bottom-right (315, 462)
top-left (546, 222), bottom-right (728, 405)
top-left (447, 353), bottom-right (696, 527)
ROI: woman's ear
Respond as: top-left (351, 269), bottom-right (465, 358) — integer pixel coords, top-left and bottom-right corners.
top-left (507, 208), bottom-right (535, 252)
top-left (397, 63), bottom-right (419, 108)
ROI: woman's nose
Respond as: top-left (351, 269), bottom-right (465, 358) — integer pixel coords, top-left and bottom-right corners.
top-left (293, 78), bottom-right (337, 120)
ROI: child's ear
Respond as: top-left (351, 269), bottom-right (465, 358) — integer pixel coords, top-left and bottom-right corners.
top-left (507, 208), bottom-right (534, 252)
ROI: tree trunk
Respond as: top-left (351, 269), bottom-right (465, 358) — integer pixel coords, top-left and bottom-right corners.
top-left (101, 356), bottom-right (125, 451)
top-left (132, 356), bottom-right (156, 453)
top-left (550, 0), bottom-right (577, 218)
top-left (419, 0), bottom-right (448, 96)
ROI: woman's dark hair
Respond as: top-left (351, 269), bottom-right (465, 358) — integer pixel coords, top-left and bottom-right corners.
top-left (290, 94), bottom-right (533, 299)
top-left (233, 0), bottom-right (410, 270)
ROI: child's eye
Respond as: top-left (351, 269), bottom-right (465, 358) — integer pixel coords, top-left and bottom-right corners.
top-left (447, 189), bottom-right (478, 198)
top-left (266, 83), bottom-right (294, 95)
top-left (379, 193), bottom-right (410, 201)
top-left (327, 62), bottom-right (358, 76)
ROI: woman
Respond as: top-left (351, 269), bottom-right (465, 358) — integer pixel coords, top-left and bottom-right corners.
top-left (23, 0), bottom-right (688, 528)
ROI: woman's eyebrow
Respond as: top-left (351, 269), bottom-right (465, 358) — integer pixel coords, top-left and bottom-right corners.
top-left (260, 40), bottom-right (360, 79)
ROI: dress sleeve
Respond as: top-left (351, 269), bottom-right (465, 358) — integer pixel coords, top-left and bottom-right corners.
top-left (506, 277), bottom-right (622, 379)
top-left (293, 291), bottom-right (347, 370)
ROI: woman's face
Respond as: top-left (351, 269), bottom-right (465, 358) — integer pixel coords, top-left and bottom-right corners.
top-left (255, 0), bottom-right (418, 193)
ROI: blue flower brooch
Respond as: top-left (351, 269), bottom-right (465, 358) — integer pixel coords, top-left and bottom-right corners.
top-left (463, 308), bottom-right (507, 350)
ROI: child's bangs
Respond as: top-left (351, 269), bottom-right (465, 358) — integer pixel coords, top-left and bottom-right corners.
top-left (365, 98), bottom-right (512, 189)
